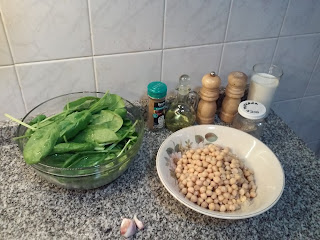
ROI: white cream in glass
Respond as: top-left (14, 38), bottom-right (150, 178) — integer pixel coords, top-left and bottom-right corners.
top-left (247, 64), bottom-right (283, 116)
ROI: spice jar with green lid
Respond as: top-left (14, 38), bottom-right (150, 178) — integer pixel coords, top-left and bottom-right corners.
top-left (147, 81), bottom-right (167, 130)
top-left (232, 100), bottom-right (266, 139)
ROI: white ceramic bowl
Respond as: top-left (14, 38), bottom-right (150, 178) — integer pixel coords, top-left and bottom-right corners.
top-left (156, 125), bottom-right (285, 219)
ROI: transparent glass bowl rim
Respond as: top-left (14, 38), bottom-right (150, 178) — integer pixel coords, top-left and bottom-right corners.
top-left (16, 91), bottom-right (144, 177)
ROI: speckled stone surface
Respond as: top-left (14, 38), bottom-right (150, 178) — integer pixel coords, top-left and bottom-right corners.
top-left (0, 111), bottom-right (319, 240)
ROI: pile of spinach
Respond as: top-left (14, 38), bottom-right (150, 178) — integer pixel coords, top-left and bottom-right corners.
top-left (8, 92), bottom-right (139, 168)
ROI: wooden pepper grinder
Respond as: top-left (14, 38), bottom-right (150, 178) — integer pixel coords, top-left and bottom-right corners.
top-left (196, 71), bottom-right (221, 124)
top-left (219, 71), bottom-right (247, 123)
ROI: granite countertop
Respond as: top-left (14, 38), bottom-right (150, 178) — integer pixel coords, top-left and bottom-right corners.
top-left (0, 111), bottom-right (319, 240)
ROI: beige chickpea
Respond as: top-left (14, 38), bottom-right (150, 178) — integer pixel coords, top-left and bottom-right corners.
top-left (187, 181), bottom-right (194, 188)
top-left (202, 161), bottom-right (209, 168)
top-left (206, 197), bottom-right (213, 204)
top-left (250, 191), bottom-right (257, 198)
top-left (186, 192), bottom-right (192, 199)
top-left (182, 179), bottom-right (188, 186)
top-left (206, 190), bottom-right (213, 197)
top-left (215, 188), bottom-right (222, 195)
top-left (181, 188), bottom-right (188, 195)
top-left (218, 195), bottom-right (224, 202)
top-left (188, 187), bottom-right (195, 194)
top-left (213, 176), bottom-right (221, 184)
top-left (209, 203), bottom-right (215, 210)
top-left (240, 196), bottom-right (247, 202)
top-left (196, 180), bottom-right (203, 186)
top-left (197, 197), bottom-right (204, 205)
top-left (191, 195), bottom-right (198, 203)
top-left (220, 205), bottom-right (226, 212)
top-left (203, 181), bottom-right (209, 187)
top-left (194, 185), bottom-right (200, 191)
top-left (201, 201), bottom-right (208, 209)
top-left (200, 193), bottom-right (207, 200)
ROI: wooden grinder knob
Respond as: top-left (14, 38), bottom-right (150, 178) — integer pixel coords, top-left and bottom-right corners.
top-left (219, 71), bottom-right (247, 123)
top-left (196, 71), bottom-right (221, 124)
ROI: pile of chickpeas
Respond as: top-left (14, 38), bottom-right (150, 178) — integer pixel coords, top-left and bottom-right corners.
top-left (175, 144), bottom-right (257, 212)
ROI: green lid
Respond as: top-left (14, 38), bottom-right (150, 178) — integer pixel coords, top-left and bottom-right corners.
top-left (147, 81), bottom-right (167, 99)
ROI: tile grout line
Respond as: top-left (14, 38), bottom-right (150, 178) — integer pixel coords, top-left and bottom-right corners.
top-left (271, 0), bottom-right (290, 66)
top-left (0, 11), bottom-right (28, 113)
top-left (2, 32), bottom-right (320, 68)
top-left (217, 0), bottom-right (233, 76)
top-left (160, 0), bottom-right (167, 82)
top-left (302, 52), bottom-right (320, 98)
top-left (86, 0), bottom-right (98, 91)
top-left (14, 56), bottom-right (94, 67)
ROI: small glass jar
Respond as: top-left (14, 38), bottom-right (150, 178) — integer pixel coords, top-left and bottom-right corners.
top-left (232, 100), bottom-right (266, 139)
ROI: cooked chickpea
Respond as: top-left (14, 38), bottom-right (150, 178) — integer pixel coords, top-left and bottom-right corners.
top-left (209, 203), bottom-right (215, 210)
top-left (220, 205), bottom-right (226, 212)
top-left (201, 202), bottom-right (208, 208)
top-left (206, 197), bottom-right (213, 204)
top-left (191, 195), bottom-right (198, 203)
top-left (200, 193), bottom-right (207, 200)
top-left (187, 181), bottom-right (194, 188)
top-left (197, 198), bottom-right (204, 205)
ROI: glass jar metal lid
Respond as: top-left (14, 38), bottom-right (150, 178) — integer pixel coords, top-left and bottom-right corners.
top-left (238, 100), bottom-right (266, 120)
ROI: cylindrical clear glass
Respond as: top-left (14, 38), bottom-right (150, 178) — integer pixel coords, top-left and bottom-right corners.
top-left (247, 63), bottom-right (283, 116)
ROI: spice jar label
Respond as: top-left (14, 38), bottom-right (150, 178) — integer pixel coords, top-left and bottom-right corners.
top-left (153, 100), bottom-right (165, 128)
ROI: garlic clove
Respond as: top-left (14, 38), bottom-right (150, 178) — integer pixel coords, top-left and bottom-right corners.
top-left (120, 218), bottom-right (137, 238)
top-left (133, 214), bottom-right (144, 230)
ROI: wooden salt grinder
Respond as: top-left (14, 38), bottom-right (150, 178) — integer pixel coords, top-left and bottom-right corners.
top-left (196, 71), bottom-right (221, 124)
top-left (219, 71), bottom-right (248, 123)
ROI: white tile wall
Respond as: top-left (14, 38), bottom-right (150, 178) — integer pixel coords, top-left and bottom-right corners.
top-left (16, 58), bottom-right (96, 111)
top-left (273, 34), bottom-right (320, 101)
top-left (0, 66), bottom-right (25, 119)
top-left (95, 51), bottom-right (162, 101)
top-left (90, 0), bottom-right (164, 55)
top-left (295, 95), bottom-right (320, 143)
top-left (281, 0), bottom-right (320, 36)
top-left (0, 0), bottom-right (92, 63)
top-left (219, 39), bottom-right (277, 85)
top-left (0, 16), bottom-right (12, 65)
top-left (162, 45), bottom-right (222, 95)
top-left (0, 0), bottom-right (319, 156)
top-left (272, 99), bottom-right (302, 134)
top-left (226, 0), bottom-right (288, 42)
top-left (164, 0), bottom-right (230, 48)
top-left (305, 56), bottom-right (320, 97)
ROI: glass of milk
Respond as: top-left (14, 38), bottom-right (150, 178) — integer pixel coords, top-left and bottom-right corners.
top-left (247, 63), bottom-right (283, 116)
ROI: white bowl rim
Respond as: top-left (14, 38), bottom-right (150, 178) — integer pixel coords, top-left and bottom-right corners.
top-left (156, 125), bottom-right (285, 220)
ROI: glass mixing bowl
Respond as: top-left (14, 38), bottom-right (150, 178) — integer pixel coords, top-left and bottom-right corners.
top-left (16, 92), bottom-right (144, 190)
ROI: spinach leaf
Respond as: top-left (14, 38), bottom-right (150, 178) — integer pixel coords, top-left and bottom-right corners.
top-left (41, 153), bottom-right (73, 168)
top-left (90, 110), bottom-right (123, 132)
top-left (73, 125), bottom-right (119, 144)
top-left (23, 122), bottom-right (60, 164)
top-left (89, 92), bottom-right (125, 114)
top-left (52, 142), bottom-right (95, 154)
top-left (63, 96), bottom-right (99, 112)
top-left (28, 114), bottom-right (46, 125)
top-left (58, 110), bottom-right (92, 141)
top-left (113, 108), bottom-right (127, 118)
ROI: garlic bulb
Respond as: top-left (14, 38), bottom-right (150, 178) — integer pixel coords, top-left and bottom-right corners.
top-left (120, 218), bottom-right (136, 238)
top-left (133, 215), bottom-right (144, 230)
